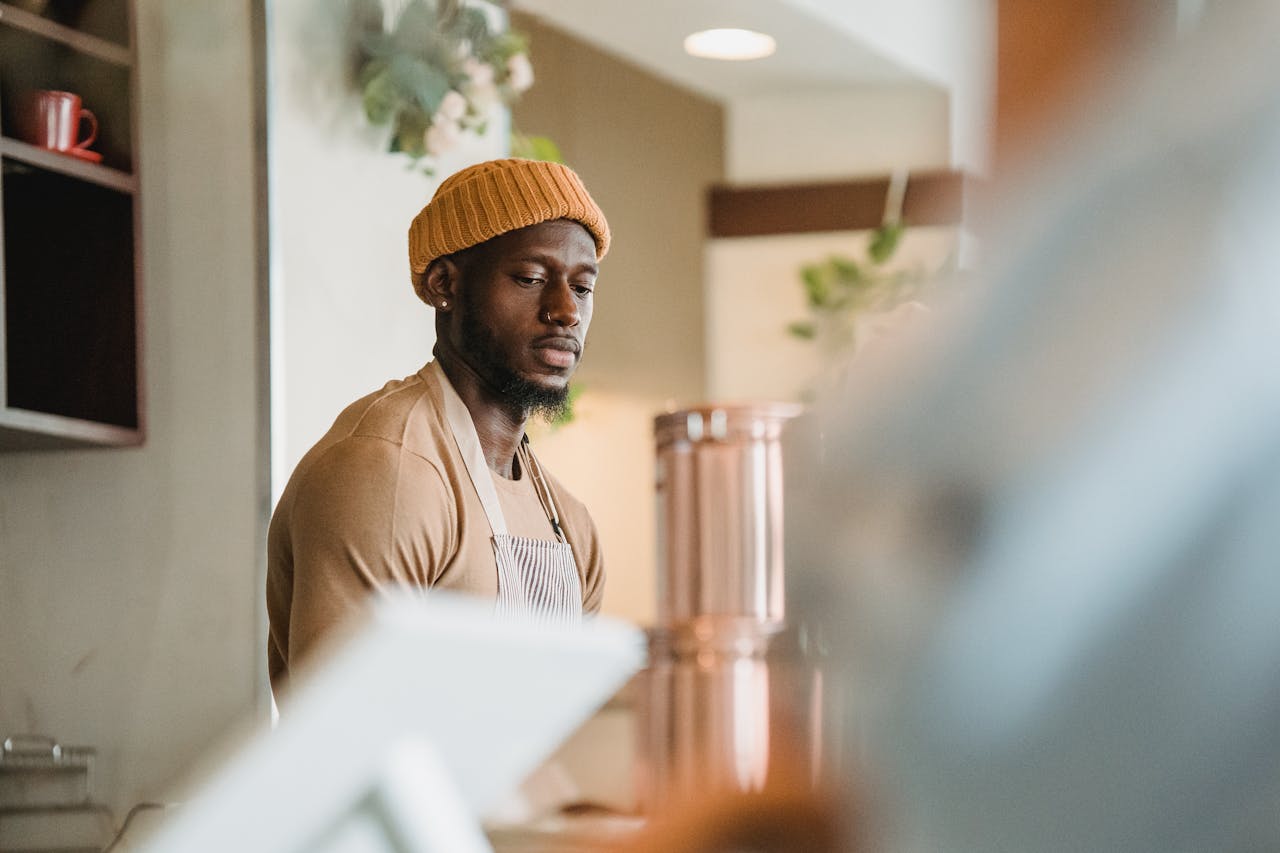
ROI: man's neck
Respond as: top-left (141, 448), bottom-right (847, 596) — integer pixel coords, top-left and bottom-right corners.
top-left (437, 355), bottom-right (527, 479)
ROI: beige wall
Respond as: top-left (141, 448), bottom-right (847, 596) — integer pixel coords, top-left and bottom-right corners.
top-left (789, 0), bottom-right (994, 170)
top-left (511, 12), bottom-right (724, 625)
top-left (726, 87), bottom-right (951, 183)
top-left (0, 1), bottom-right (264, 817)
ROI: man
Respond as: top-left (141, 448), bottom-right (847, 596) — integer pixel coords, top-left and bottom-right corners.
top-left (266, 158), bottom-right (610, 694)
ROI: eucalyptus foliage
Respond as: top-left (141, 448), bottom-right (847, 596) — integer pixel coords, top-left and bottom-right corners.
top-left (352, 0), bottom-right (557, 172)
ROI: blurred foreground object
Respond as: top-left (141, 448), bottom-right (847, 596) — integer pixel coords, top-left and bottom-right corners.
top-left (138, 593), bottom-right (644, 852)
top-left (613, 750), bottom-right (851, 853)
top-left (787, 1), bottom-right (1280, 850)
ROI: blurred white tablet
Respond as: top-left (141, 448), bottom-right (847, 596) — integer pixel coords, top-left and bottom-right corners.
top-left (139, 592), bottom-right (646, 853)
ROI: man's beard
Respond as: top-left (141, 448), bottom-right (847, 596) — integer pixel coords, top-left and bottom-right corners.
top-left (460, 311), bottom-right (571, 421)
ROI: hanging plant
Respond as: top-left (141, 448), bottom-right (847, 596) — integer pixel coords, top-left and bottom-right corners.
top-left (787, 221), bottom-right (928, 352)
top-left (353, 0), bottom-right (557, 172)
top-left (783, 220), bottom-right (954, 399)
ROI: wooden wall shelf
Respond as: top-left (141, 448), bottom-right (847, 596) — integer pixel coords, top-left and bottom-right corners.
top-left (708, 170), bottom-right (973, 238)
top-left (0, 2), bottom-right (131, 66)
top-left (0, 0), bottom-right (141, 451)
top-left (0, 136), bottom-right (136, 193)
top-left (0, 407), bottom-right (141, 449)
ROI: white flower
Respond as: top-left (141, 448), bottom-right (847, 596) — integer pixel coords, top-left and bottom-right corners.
top-left (463, 80), bottom-right (500, 112)
top-left (507, 53), bottom-right (534, 92)
top-left (437, 89), bottom-right (467, 122)
top-left (462, 56), bottom-right (495, 88)
top-left (424, 118), bottom-right (463, 156)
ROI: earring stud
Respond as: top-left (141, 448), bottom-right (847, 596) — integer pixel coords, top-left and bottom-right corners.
top-left (439, 299), bottom-right (448, 309)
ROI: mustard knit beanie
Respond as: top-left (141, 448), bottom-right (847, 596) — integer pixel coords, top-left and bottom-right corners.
top-left (408, 158), bottom-right (610, 304)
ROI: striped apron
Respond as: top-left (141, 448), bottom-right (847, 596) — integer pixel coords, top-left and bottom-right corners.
top-left (431, 361), bottom-right (583, 624)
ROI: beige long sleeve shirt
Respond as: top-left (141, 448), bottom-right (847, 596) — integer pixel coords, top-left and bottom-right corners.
top-left (266, 362), bottom-right (604, 694)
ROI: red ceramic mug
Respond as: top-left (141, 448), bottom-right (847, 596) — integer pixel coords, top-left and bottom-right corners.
top-left (24, 89), bottom-right (98, 154)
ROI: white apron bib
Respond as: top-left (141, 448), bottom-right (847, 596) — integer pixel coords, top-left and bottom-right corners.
top-left (430, 361), bottom-right (583, 624)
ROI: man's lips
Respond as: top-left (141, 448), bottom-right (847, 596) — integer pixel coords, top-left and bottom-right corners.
top-left (532, 337), bottom-right (580, 370)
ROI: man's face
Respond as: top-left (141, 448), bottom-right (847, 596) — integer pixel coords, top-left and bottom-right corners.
top-left (448, 218), bottom-right (598, 417)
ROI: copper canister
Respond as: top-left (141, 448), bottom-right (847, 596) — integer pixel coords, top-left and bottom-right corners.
top-left (635, 617), bottom-right (831, 812)
top-left (653, 403), bottom-right (803, 624)
top-left (642, 403), bottom-right (828, 813)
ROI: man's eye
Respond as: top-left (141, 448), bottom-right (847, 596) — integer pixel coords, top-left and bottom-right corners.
top-left (573, 285), bottom-right (594, 296)
top-left (514, 276), bottom-right (544, 286)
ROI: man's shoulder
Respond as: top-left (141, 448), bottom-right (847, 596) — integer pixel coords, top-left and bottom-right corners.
top-left (340, 364), bottom-right (432, 428)
top-left (282, 366), bottom-right (451, 490)
top-left (305, 365), bottom-right (447, 451)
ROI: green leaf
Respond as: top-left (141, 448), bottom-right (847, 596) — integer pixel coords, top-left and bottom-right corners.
top-left (491, 30), bottom-right (529, 62)
top-left (801, 265), bottom-right (833, 308)
top-left (829, 255), bottom-right (862, 282)
top-left (787, 321), bottom-right (817, 340)
top-left (394, 109), bottom-right (430, 157)
top-left (362, 68), bottom-right (397, 125)
top-left (868, 221), bottom-right (904, 264)
top-left (387, 53), bottom-right (451, 114)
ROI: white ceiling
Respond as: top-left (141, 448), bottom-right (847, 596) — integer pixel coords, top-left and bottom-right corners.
top-left (509, 0), bottom-right (928, 102)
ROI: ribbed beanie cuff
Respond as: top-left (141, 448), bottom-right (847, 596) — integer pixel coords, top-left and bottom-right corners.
top-left (408, 158), bottom-right (610, 303)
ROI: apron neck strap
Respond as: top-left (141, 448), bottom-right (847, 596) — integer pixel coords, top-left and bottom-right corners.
top-left (431, 360), bottom-right (510, 538)
top-left (519, 437), bottom-right (567, 543)
top-left (430, 361), bottom-right (567, 543)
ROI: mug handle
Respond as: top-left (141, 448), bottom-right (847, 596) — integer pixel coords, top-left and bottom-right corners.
top-left (75, 108), bottom-right (98, 150)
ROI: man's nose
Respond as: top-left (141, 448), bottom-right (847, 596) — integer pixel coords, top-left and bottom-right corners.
top-left (542, 281), bottom-right (580, 327)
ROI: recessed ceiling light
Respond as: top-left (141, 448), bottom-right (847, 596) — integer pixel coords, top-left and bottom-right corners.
top-left (683, 28), bottom-right (776, 61)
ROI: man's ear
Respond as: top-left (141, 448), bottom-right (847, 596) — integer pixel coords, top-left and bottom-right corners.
top-left (421, 257), bottom-right (459, 312)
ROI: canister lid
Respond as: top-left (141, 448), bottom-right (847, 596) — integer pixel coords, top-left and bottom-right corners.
top-left (654, 402), bottom-right (803, 447)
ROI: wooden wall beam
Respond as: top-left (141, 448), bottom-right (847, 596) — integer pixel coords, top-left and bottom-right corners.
top-left (708, 170), bottom-right (972, 238)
